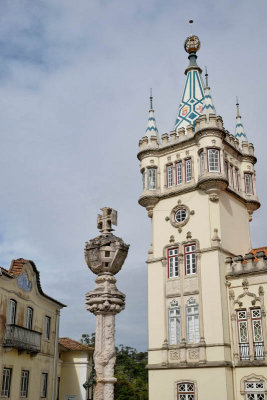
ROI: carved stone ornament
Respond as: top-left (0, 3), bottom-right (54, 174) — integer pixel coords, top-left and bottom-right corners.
top-left (169, 203), bottom-right (192, 229)
top-left (85, 207), bottom-right (129, 400)
top-left (188, 349), bottom-right (199, 360)
top-left (170, 350), bottom-right (180, 360)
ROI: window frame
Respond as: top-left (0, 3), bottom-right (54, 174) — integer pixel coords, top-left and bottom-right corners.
top-left (235, 168), bottom-right (240, 191)
top-left (245, 381), bottom-right (265, 400)
top-left (207, 148), bottom-right (220, 173)
top-left (186, 299), bottom-right (200, 344)
top-left (244, 173), bottom-right (253, 195)
top-left (147, 167), bottom-right (157, 190)
top-left (168, 301), bottom-right (181, 345)
top-left (41, 373), bottom-right (48, 398)
top-left (200, 150), bottom-right (205, 175)
top-left (177, 382), bottom-right (195, 400)
top-left (185, 158), bottom-right (192, 183)
top-left (20, 370), bottom-right (29, 398)
top-left (8, 299), bottom-right (17, 325)
top-left (1, 367), bottom-right (12, 398)
top-left (184, 244), bottom-right (197, 276)
top-left (176, 162), bottom-right (183, 185)
top-left (167, 164), bottom-right (173, 188)
top-left (44, 316), bottom-right (51, 340)
top-left (167, 248), bottom-right (179, 278)
top-left (26, 307), bottom-right (33, 330)
top-left (224, 160), bottom-right (229, 180)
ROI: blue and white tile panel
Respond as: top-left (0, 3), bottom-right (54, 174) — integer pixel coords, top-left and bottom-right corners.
top-left (202, 86), bottom-right (216, 118)
top-left (235, 116), bottom-right (248, 142)
top-left (146, 109), bottom-right (159, 142)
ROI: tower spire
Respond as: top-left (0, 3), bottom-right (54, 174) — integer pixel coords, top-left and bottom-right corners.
top-left (235, 98), bottom-right (248, 143)
top-left (174, 29), bottom-right (204, 131)
top-left (201, 67), bottom-right (216, 121)
top-left (145, 89), bottom-right (159, 143)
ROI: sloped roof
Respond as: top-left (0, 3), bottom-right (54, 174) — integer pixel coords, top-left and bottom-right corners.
top-left (1, 258), bottom-right (66, 308)
top-left (59, 337), bottom-right (94, 352)
top-left (250, 247), bottom-right (267, 261)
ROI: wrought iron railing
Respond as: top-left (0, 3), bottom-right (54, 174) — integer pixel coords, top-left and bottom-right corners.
top-left (239, 342), bottom-right (250, 360)
top-left (254, 342), bottom-right (265, 360)
top-left (3, 324), bottom-right (41, 353)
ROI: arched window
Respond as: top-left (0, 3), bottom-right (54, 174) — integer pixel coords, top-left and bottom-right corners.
top-left (199, 151), bottom-right (205, 175)
top-left (177, 382), bottom-right (195, 400)
top-left (168, 300), bottom-right (181, 345)
top-left (186, 298), bottom-right (200, 344)
top-left (7, 299), bottom-right (17, 325)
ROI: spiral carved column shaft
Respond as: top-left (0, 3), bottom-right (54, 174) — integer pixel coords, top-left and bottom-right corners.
top-left (84, 208), bottom-right (129, 400)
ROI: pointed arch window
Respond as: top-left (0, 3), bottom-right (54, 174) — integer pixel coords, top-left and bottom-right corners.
top-left (245, 173), bottom-right (253, 195)
top-left (200, 151), bottom-right (205, 175)
top-left (237, 309), bottom-right (250, 360)
top-left (176, 162), bottom-right (183, 185)
top-left (185, 159), bottom-right (192, 182)
top-left (251, 308), bottom-right (264, 360)
top-left (168, 300), bottom-right (181, 345)
top-left (186, 298), bottom-right (200, 344)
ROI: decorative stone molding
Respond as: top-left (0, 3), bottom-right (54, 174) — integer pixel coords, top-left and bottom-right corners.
top-left (85, 208), bottom-right (129, 400)
top-left (170, 350), bottom-right (180, 360)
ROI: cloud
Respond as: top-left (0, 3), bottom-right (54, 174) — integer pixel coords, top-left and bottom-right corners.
top-left (0, 0), bottom-right (266, 350)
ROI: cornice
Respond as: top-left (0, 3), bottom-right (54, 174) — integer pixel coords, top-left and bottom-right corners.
top-left (147, 361), bottom-right (233, 370)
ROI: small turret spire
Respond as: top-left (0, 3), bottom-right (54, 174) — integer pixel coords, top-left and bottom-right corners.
top-left (201, 67), bottom-right (216, 121)
top-left (145, 89), bottom-right (159, 143)
top-left (235, 98), bottom-right (248, 143)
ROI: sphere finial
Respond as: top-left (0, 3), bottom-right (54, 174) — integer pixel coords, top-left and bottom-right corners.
top-left (184, 20), bottom-right (201, 53)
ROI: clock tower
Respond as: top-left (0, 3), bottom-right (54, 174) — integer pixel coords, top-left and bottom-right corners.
top-left (138, 33), bottom-right (267, 400)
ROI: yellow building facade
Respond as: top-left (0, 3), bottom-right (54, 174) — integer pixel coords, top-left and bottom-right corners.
top-left (138, 34), bottom-right (267, 399)
top-left (0, 258), bottom-right (93, 400)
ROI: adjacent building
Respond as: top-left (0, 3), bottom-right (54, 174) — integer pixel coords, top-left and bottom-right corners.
top-left (0, 258), bottom-right (93, 400)
top-left (138, 34), bottom-right (267, 399)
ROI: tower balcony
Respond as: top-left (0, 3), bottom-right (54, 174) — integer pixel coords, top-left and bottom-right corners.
top-left (3, 324), bottom-right (41, 353)
top-left (197, 172), bottom-right (228, 192)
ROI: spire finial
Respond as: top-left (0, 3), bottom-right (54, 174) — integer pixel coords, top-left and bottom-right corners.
top-left (205, 66), bottom-right (209, 87)
top-left (236, 96), bottom-right (240, 117)
top-left (150, 88), bottom-right (153, 110)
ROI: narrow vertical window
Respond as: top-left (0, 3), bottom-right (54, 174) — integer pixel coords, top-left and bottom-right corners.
top-left (225, 160), bottom-right (229, 180)
top-left (235, 168), bottom-right (240, 191)
top-left (41, 373), bottom-right (48, 398)
top-left (200, 151), bottom-right (205, 175)
top-left (177, 382), bottom-right (195, 400)
top-left (168, 301), bottom-right (181, 345)
top-left (147, 168), bottom-right (157, 190)
top-left (245, 381), bottom-right (265, 400)
top-left (167, 164), bottom-right (173, 188)
top-left (26, 307), bottom-right (33, 330)
top-left (142, 170), bottom-right (145, 190)
top-left (186, 298), bottom-right (200, 343)
top-left (44, 316), bottom-right (51, 340)
top-left (251, 308), bottom-right (264, 360)
top-left (230, 165), bottom-right (234, 187)
top-left (20, 370), bottom-right (29, 398)
top-left (208, 148), bottom-right (220, 172)
top-left (185, 244), bottom-right (196, 275)
top-left (7, 299), bottom-right (17, 325)
top-left (237, 310), bottom-right (250, 360)
top-left (185, 159), bottom-right (192, 182)
top-left (168, 248), bottom-right (179, 278)
top-left (1, 368), bottom-right (12, 397)
top-left (176, 162), bottom-right (182, 185)
top-left (245, 173), bottom-right (253, 195)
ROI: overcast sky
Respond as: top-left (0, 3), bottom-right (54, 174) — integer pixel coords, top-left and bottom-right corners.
top-left (0, 0), bottom-right (266, 351)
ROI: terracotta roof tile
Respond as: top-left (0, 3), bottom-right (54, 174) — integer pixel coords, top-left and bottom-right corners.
top-left (59, 337), bottom-right (94, 352)
top-left (249, 247), bottom-right (267, 262)
top-left (8, 258), bottom-right (28, 277)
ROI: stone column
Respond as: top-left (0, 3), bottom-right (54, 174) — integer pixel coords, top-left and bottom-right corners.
top-left (84, 207), bottom-right (129, 400)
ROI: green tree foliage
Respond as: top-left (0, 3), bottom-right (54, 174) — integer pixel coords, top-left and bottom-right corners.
top-left (80, 334), bottom-right (148, 400)
top-left (114, 345), bottom-right (148, 400)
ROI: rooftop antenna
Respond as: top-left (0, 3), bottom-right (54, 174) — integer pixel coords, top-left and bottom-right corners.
top-left (189, 19), bottom-right (193, 35)
top-left (150, 88), bottom-right (153, 110)
top-left (236, 96), bottom-right (240, 117)
top-left (205, 66), bottom-right (209, 87)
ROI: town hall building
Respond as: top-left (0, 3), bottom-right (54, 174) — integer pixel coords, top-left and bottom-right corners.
top-left (138, 33), bottom-right (267, 399)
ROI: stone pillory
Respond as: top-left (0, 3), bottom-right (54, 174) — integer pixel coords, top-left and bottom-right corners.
top-left (84, 207), bottom-right (129, 400)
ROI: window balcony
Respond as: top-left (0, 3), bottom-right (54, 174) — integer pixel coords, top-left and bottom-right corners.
top-left (254, 342), bottom-right (265, 360)
top-left (3, 324), bottom-right (41, 353)
top-left (239, 343), bottom-right (250, 360)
